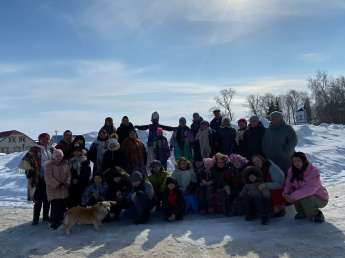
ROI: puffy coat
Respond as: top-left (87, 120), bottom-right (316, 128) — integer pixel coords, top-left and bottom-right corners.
top-left (148, 166), bottom-right (170, 194)
top-left (243, 122), bottom-right (266, 159)
top-left (44, 160), bottom-right (71, 202)
top-left (262, 119), bottom-right (297, 174)
top-left (215, 126), bottom-right (237, 156)
top-left (283, 162), bottom-right (328, 201)
top-left (117, 122), bottom-right (134, 145)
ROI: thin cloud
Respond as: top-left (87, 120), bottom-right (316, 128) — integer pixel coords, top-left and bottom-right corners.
top-left (299, 53), bottom-right (329, 63)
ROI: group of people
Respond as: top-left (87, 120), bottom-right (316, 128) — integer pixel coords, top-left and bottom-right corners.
top-left (17, 110), bottom-right (329, 229)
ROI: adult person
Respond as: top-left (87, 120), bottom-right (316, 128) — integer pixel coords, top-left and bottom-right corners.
top-left (88, 129), bottom-right (109, 172)
top-left (243, 116), bottom-right (266, 160)
top-left (250, 154), bottom-right (286, 217)
top-left (283, 152), bottom-right (328, 223)
top-left (262, 111), bottom-right (298, 175)
top-left (55, 130), bottom-right (73, 159)
top-left (135, 111), bottom-right (176, 170)
top-left (170, 117), bottom-right (195, 162)
top-left (193, 120), bottom-right (216, 163)
top-left (121, 128), bottom-right (147, 176)
top-left (17, 133), bottom-right (54, 225)
top-left (210, 109), bottom-right (223, 131)
top-left (66, 135), bottom-right (88, 159)
top-left (235, 118), bottom-right (248, 157)
top-left (101, 117), bottom-right (117, 136)
top-left (214, 117), bottom-right (237, 156)
top-left (190, 112), bottom-right (203, 138)
top-left (117, 116), bottom-right (134, 145)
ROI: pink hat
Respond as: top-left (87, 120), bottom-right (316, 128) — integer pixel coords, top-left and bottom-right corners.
top-left (203, 158), bottom-right (214, 166)
top-left (53, 149), bottom-right (64, 159)
top-left (157, 127), bottom-right (163, 134)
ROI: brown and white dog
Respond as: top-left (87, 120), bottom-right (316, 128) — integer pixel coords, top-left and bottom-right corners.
top-left (59, 201), bottom-right (114, 235)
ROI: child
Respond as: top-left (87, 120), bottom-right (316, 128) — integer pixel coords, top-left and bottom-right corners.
top-left (106, 169), bottom-right (132, 221)
top-left (67, 144), bottom-right (91, 208)
top-left (44, 149), bottom-right (71, 230)
top-left (101, 138), bottom-right (128, 184)
top-left (239, 166), bottom-right (271, 225)
top-left (162, 177), bottom-right (186, 221)
top-left (148, 160), bottom-right (170, 211)
top-left (220, 154), bottom-right (247, 216)
top-left (82, 170), bottom-right (108, 207)
top-left (198, 158), bottom-right (216, 214)
top-left (152, 127), bottom-right (170, 170)
top-left (172, 157), bottom-right (198, 213)
top-left (120, 171), bottom-right (154, 224)
top-left (194, 161), bottom-right (204, 181)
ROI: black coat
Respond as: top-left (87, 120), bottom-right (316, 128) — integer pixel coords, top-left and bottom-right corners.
top-left (243, 122), bottom-right (266, 160)
top-left (215, 126), bottom-right (237, 155)
top-left (162, 186), bottom-right (185, 219)
top-left (107, 176), bottom-right (132, 205)
top-left (117, 122), bottom-right (134, 145)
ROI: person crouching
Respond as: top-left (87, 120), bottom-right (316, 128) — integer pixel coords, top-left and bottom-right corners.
top-left (162, 177), bottom-right (185, 221)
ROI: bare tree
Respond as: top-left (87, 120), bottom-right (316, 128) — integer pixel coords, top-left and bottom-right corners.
top-left (213, 88), bottom-right (236, 121)
top-left (243, 94), bottom-right (261, 116)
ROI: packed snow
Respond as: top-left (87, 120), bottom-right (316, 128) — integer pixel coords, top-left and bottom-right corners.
top-left (0, 123), bottom-right (344, 257)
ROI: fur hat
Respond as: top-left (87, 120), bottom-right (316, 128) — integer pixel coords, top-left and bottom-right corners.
top-left (291, 152), bottom-right (308, 163)
top-left (131, 171), bottom-right (143, 182)
top-left (242, 166), bottom-right (263, 184)
top-left (270, 111), bottom-right (283, 120)
top-left (222, 117), bottom-right (231, 123)
top-left (53, 149), bottom-right (64, 159)
top-left (200, 120), bottom-right (209, 127)
top-left (150, 160), bottom-right (162, 168)
top-left (38, 133), bottom-right (50, 140)
top-left (166, 177), bottom-right (176, 186)
top-left (249, 115), bottom-right (260, 122)
top-left (238, 118), bottom-right (247, 126)
top-left (157, 127), bottom-right (163, 134)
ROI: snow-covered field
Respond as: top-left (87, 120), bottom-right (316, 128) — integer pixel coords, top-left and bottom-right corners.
top-left (0, 123), bottom-right (345, 257)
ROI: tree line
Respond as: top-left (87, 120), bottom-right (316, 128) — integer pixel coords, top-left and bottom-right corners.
top-left (212, 70), bottom-right (345, 125)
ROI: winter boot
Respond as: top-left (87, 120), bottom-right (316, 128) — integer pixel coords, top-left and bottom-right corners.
top-left (261, 215), bottom-right (269, 225)
top-left (245, 213), bottom-right (254, 221)
top-left (313, 211), bottom-right (325, 223)
top-left (32, 202), bottom-right (42, 225)
top-left (42, 201), bottom-right (50, 222)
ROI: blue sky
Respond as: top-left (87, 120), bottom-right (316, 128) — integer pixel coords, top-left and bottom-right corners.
top-left (1, 0), bottom-right (345, 139)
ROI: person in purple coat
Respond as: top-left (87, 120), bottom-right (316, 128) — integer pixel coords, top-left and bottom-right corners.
top-left (283, 152), bottom-right (328, 223)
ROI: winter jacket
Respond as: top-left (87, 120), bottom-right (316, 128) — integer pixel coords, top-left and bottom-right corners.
top-left (162, 184), bottom-right (186, 215)
top-left (198, 169), bottom-right (217, 184)
top-left (55, 139), bottom-right (72, 159)
top-left (243, 122), bottom-right (266, 159)
top-left (88, 136), bottom-right (109, 171)
top-left (152, 135), bottom-right (170, 161)
top-left (210, 117), bottom-right (223, 131)
top-left (236, 127), bottom-right (248, 157)
top-left (190, 117), bottom-right (203, 138)
top-left (220, 165), bottom-right (246, 191)
top-left (193, 127), bottom-right (216, 162)
top-left (172, 166), bottom-right (198, 193)
top-left (117, 122), bottom-right (134, 145)
top-left (261, 160), bottom-right (285, 190)
top-left (106, 172), bottom-right (132, 202)
top-left (135, 123), bottom-right (176, 147)
top-left (240, 166), bottom-right (270, 199)
top-left (44, 160), bottom-right (71, 202)
top-left (82, 183), bottom-right (108, 206)
top-left (283, 162), bottom-right (328, 201)
top-left (262, 119), bottom-right (298, 174)
top-left (101, 148), bottom-right (128, 173)
top-left (68, 156), bottom-right (91, 195)
top-left (170, 126), bottom-right (195, 161)
top-left (101, 124), bottom-right (117, 136)
top-left (126, 179), bottom-right (153, 202)
top-left (148, 166), bottom-right (170, 194)
top-left (215, 126), bottom-right (237, 156)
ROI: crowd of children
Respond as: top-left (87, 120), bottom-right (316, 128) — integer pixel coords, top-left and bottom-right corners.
top-left (18, 112), bottom-right (329, 230)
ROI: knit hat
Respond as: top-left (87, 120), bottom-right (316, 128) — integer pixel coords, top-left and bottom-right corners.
top-left (200, 120), bottom-right (210, 127)
top-left (93, 169), bottom-right (103, 178)
top-left (291, 152), bottom-right (308, 163)
top-left (150, 160), bottom-right (161, 168)
top-left (157, 127), bottom-right (163, 134)
top-left (179, 117), bottom-right (186, 123)
top-left (53, 149), bottom-right (64, 159)
top-left (203, 158), bottom-right (214, 166)
top-left (249, 116), bottom-right (260, 122)
top-left (131, 171), bottom-right (143, 182)
top-left (38, 133), bottom-right (50, 140)
top-left (222, 117), bottom-right (231, 123)
top-left (73, 144), bottom-right (82, 152)
top-left (238, 118), bottom-right (247, 126)
top-left (109, 138), bottom-right (119, 146)
top-left (270, 111), bottom-right (283, 119)
top-left (193, 112), bottom-right (200, 118)
top-left (166, 177), bottom-right (176, 186)
top-left (152, 111), bottom-right (159, 120)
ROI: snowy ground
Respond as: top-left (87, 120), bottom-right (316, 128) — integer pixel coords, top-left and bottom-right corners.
top-left (0, 123), bottom-right (345, 257)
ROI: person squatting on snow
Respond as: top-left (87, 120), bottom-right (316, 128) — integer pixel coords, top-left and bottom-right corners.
top-left (67, 144), bottom-right (91, 208)
top-left (283, 152), bottom-right (328, 223)
top-left (152, 127), bottom-right (170, 170)
top-left (44, 149), bottom-right (71, 230)
top-left (120, 171), bottom-right (154, 224)
top-left (172, 157), bottom-right (198, 213)
top-left (162, 177), bottom-right (186, 221)
top-left (218, 153), bottom-right (247, 216)
top-left (170, 117), bottom-right (195, 162)
top-left (148, 160), bottom-right (170, 211)
top-left (82, 170), bottom-right (108, 207)
top-left (101, 138), bottom-right (128, 184)
top-left (17, 133), bottom-right (54, 225)
top-left (198, 158), bottom-right (217, 214)
top-left (239, 166), bottom-right (272, 225)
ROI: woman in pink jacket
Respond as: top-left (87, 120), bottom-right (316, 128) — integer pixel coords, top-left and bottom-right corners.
top-left (44, 149), bottom-right (71, 230)
top-left (283, 152), bottom-right (328, 223)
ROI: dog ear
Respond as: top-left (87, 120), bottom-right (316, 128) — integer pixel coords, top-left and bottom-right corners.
top-left (98, 202), bottom-right (103, 206)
